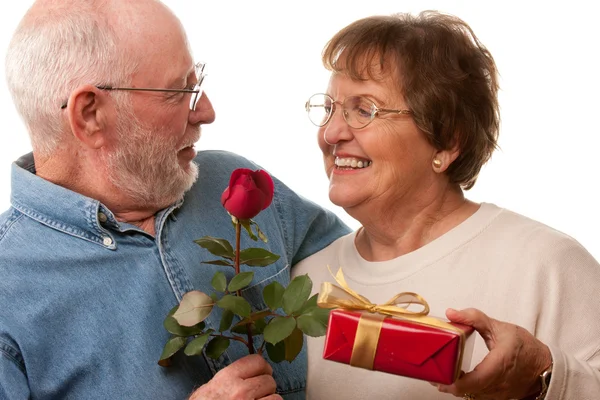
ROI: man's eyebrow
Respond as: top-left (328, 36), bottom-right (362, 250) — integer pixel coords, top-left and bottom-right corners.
top-left (167, 65), bottom-right (197, 88)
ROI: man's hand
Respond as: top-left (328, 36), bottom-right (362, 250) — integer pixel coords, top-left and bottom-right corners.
top-left (189, 354), bottom-right (282, 400)
top-left (436, 308), bottom-right (552, 400)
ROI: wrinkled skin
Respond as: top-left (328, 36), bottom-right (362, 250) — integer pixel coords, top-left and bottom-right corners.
top-left (189, 355), bottom-right (282, 400)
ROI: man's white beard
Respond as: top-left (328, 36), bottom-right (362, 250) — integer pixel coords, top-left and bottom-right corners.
top-left (105, 105), bottom-right (199, 209)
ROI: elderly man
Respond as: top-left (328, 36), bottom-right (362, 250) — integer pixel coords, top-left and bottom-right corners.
top-left (0, 0), bottom-right (349, 399)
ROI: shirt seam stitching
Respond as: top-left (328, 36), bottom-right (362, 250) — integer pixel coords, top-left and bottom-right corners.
top-left (0, 209), bottom-right (23, 244)
top-left (10, 199), bottom-right (112, 249)
top-left (0, 341), bottom-right (25, 374)
top-left (272, 182), bottom-right (291, 263)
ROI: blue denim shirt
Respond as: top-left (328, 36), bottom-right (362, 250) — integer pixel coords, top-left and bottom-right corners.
top-left (0, 151), bottom-right (349, 400)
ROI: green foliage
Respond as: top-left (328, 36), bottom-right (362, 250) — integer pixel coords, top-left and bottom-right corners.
top-left (184, 332), bottom-right (212, 356)
top-left (266, 341), bottom-right (285, 363)
top-left (205, 336), bottom-right (230, 359)
top-left (297, 294), bottom-right (318, 315)
top-left (239, 248), bottom-right (280, 267)
top-left (263, 316), bottom-right (296, 345)
top-left (297, 307), bottom-right (330, 337)
top-left (217, 295), bottom-right (251, 318)
top-left (282, 274), bottom-right (312, 315)
top-left (164, 316), bottom-right (205, 337)
top-left (231, 317), bottom-right (267, 336)
top-left (263, 282), bottom-right (285, 310)
top-left (158, 336), bottom-right (186, 365)
top-left (240, 220), bottom-right (258, 241)
top-left (194, 236), bottom-right (235, 260)
top-left (203, 260), bottom-right (234, 267)
top-left (173, 291), bottom-right (214, 327)
top-left (284, 328), bottom-right (304, 362)
top-left (219, 309), bottom-right (235, 332)
top-left (211, 271), bottom-right (227, 292)
top-left (160, 213), bottom-right (330, 367)
top-left (228, 272), bottom-right (254, 292)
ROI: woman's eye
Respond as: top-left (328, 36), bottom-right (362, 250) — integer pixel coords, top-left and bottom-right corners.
top-left (358, 107), bottom-right (371, 118)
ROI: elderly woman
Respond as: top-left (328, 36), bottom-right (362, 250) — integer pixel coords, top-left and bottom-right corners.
top-left (292, 11), bottom-right (600, 400)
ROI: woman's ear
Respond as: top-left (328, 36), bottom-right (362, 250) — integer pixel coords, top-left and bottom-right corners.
top-left (65, 85), bottom-right (109, 149)
top-left (431, 145), bottom-right (460, 173)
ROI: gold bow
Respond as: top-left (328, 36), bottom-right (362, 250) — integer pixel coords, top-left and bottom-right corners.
top-left (317, 266), bottom-right (431, 317)
top-left (317, 266), bottom-right (463, 370)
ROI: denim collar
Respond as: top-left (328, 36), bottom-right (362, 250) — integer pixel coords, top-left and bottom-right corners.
top-left (10, 152), bottom-right (178, 249)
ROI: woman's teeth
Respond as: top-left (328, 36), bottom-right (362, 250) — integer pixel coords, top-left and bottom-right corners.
top-left (335, 157), bottom-right (372, 169)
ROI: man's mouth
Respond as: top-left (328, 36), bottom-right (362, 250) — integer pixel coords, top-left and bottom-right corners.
top-left (334, 157), bottom-right (372, 169)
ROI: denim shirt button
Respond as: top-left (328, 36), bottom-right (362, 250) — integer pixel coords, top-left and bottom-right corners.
top-left (98, 212), bottom-right (108, 223)
top-left (102, 236), bottom-right (113, 246)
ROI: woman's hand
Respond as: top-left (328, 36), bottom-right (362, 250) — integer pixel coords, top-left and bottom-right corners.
top-left (436, 308), bottom-right (552, 400)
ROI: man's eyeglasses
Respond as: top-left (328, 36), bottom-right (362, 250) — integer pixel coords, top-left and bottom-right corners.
top-left (60, 62), bottom-right (207, 111)
top-left (305, 93), bottom-right (412, 129)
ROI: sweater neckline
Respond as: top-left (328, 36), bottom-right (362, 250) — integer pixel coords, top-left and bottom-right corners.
top-left (338, 202), bottom-right (503, 286)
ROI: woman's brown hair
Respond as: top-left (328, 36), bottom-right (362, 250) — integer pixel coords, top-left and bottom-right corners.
top-left (323, 11), bottom-right (499, 189)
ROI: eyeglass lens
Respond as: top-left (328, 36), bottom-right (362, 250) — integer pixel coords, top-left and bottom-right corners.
top-left (306, 94), bottom-right (376, 129)
top-left (189, 63), bottom-right (207, 111)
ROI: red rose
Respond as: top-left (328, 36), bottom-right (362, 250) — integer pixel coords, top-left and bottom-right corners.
top-left (220, 168), bottom-right (274, 220)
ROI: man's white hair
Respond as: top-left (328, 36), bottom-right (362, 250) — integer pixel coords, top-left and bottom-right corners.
top-left (5, 0), bottom-right (137, 157)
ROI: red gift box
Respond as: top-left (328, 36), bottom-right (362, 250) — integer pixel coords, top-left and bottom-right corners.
top-left (323, 309), bottom-right (475, 384)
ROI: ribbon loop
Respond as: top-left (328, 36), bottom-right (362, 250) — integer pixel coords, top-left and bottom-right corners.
top-left (317, 266), bottom-right (461, 334)
top-left (318, 266), bottom-right (467, 374)
top-left (317, 266), bottom-right (430, 317)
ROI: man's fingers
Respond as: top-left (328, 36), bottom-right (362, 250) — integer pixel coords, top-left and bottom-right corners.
top-left (243, 374), bottom-right (278, 399)
top-left (259, 395), bottom-right (283, 400)
top-left (218, 354), bottom-right (273, 380)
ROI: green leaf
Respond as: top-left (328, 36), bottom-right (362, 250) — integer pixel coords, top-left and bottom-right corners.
top-left (203, 260), bottom-right (234, 268)
top-left (234, 310), bottom-right (272, 326)
top-left (239, 248), bottom-right (280, 267)
top-left (231, 312), bottom-right (267, 335)
top-left (158, 336), bottom-right (186, 365)
top-left (263, 316), bottom-right (296, 344)
top-left (297, 294), bottom-right (318, 316)
top-left (194, 236), bottom-right (235, 260)
top-left (254, 222), bottom-right (269, 243)
top-left (232, 314), bottom-right (269, 335)
top-left (253, 318), bottom-right (267, 335)
top-left (282, 274), bottom-right (312, 315)
top-left (263, 281), bottom-right (285, 310)
top-left (266, 341), bottom-right (285, 363)
top-left (297, 307), bottom-right (330, 337)
top-left (284, 327), bottom-right (304, 362)
top-left (184, 332), bottom-right (211, 356)
top-left (219, 309), bottom-right (235, 332)
top-left (211, 271), bottom-right (227, 292)
top-left (205, 336), bottom-right (230, 359)
top-left (241, 219), bottom-right (258, 241)
top-left (173, 291), bottom-right (214, 327)
top-left (167, 305), bottom-right (179, 317)
top-left (216, 295), bottom-right (251, 318)
top-left (228, 271), bottom-right (255, 292)
top-left (164, 315), bottom-right (205, 337)
top-left (210, 293), bottom-right (220, 302)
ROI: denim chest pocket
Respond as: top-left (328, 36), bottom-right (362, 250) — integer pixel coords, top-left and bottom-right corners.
top-left (240, 263), bottom-right (292, 309)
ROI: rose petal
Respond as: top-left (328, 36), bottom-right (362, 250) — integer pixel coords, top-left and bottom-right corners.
top-left (252, 170), bottom-right (274, 210)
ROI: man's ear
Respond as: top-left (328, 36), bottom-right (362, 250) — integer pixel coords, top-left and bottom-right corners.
top-left (66, 85), bottom-right (110, 149)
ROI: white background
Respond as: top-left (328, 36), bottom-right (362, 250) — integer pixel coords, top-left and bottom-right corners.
top-left (1, 1), bottom-right (599, 261)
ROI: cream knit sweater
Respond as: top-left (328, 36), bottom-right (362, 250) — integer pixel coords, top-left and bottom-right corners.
top-left (293, 203), bottom-right (600, 400)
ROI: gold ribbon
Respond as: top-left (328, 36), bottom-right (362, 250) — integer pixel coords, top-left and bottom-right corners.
top-left (318, 266), bottom-right (465, 371)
